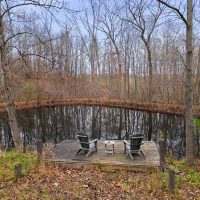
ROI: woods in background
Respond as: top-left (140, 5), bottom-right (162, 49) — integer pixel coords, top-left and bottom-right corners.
top-left (0, 0), bottom-right (199, 105)
top-left (0, 0), bottom-right (200, 164)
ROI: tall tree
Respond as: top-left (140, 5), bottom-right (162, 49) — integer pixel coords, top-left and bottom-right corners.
top-left (98, 1), bottom-right (124, 98)
top-left (122, 0), bottom-right (163, 102)
top-left (0, 4), bottom-right (21, 147)
top-left (157, 0), bottom-right (195, 164)
top-left (0, 0), bottom-right (63, 148)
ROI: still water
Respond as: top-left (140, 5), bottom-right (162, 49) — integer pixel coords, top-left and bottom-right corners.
top-left (0, 105), bottom-right (198, 159)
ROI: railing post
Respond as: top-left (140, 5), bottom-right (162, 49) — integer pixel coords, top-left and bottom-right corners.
top-left (37, 139), bottom-right (43, 166)
top-left (168, 168), bottom-right (175, 192)
top-left (14, 164), bottom-right (22, 178)
top-left (159, 140), bottom-right (165, 172)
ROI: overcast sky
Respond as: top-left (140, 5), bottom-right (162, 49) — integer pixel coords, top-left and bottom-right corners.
top-left (67, 0), bottom-right (82, 10)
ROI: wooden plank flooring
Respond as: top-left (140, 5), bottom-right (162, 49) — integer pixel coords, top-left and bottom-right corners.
top-left (46, 139), bottom-right (160, 172)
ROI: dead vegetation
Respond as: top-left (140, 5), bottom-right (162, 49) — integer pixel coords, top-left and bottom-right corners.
top-left (0, 164), bottom-right (199, 200)
top-left (1, 99), bottom-right (200, 117)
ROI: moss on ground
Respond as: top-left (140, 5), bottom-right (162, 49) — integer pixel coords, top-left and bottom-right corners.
top-left (0, 150), bottom-right (36, 181)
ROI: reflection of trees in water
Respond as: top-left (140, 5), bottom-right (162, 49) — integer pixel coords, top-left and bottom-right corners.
top-left (0, 105), bottom-right (194, 158)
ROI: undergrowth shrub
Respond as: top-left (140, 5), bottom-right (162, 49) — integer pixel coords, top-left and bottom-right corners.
top-left (0, 150), bottom-right (36, 181)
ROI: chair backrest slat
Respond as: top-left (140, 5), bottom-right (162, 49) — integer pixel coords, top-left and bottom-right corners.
top-left (77, 135), bottom-right (89, 149)
top-left (130, 135), bottom-right (144, 151)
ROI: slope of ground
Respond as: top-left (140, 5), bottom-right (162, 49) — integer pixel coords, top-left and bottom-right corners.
top-left (0, 164), bottom-right (199, 200)
top-left (0, 150), bottom-right (199, 200)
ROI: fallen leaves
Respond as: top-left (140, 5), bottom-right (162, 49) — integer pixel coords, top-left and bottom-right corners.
top-left (0, 164), bottom-right (199, 200)
top-left (53, 182), bottom-right (59, 187)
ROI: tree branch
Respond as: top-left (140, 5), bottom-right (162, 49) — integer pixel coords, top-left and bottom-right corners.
top-left (156, 0), bottom-right (188, 28)
top-left (5, 31), bottom-right (45, 45)
top-left (2, 0), bottom-right (64, 18)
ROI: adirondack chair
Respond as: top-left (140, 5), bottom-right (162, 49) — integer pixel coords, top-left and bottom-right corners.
top-left (76, 134), bottom-right (97, 158)
top-left (123, 134), bottom-right (145, 160)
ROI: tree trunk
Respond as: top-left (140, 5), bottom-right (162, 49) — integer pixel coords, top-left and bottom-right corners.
top-left (144, 40), bottom-right (153, 140)
top-left (148, 112), bottom-right (153, 141)
top-left (116, 48), bottom-right (123, 99)
top-left (0, 5), bottom-right (22, 148)
top-left (146, 41), bottom-right (153, 103)
top-left (196, 46), bottom-right (200, 104)
top-left (185, 0), bottom-right (194, 164)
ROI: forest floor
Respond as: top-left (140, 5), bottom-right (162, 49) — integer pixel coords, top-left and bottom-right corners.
top-left (1, 98), bottom-right (200, 117)
top-left (0, 164), bottom-right (200, 200)
top-left (0, 151), bottom-right (200, 200)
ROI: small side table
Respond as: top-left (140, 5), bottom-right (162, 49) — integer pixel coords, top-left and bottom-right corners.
top-left (104, 140), bottom-right (115, 155)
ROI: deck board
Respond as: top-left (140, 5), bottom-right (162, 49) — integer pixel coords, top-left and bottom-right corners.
top-left (46, 139), bottom-right (160, 171)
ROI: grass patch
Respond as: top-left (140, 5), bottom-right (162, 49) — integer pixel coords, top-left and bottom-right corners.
top-left (165, 159), bottom-right (200, 188)
top-left (161, 171), bottom-right (182, 188)
top-left (0, 150), bottom-right (36, 181)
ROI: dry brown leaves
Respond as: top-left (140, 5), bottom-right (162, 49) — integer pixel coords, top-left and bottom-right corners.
top-left (0, 165), bottom-right (199, 200)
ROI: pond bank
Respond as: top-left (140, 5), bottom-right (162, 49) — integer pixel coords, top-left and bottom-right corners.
top-left (1, 98), bottom-right (200, 117)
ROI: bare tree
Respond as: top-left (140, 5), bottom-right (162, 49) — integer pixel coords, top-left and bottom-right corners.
top-left (98, 1), bottom-right (124, 97)
top-left (78, 0), bottom-right (101, 79)
top-left (157, 0), bottom-right (194, 164)
top-left (0, 0), bottom-right (63, 148)
top-left (121, 0), bottom-right (163, 102)
top-left (196, 46), bottom-right (200, 103)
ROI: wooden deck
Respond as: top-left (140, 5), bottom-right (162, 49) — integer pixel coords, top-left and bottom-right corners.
top-left (46, 139), bottom-right (160, 172)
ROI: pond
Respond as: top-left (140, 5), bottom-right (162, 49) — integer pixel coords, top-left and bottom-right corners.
top-left (0, 105), bottom-right (198, 159)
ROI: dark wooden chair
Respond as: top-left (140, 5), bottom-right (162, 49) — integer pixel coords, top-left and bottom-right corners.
top-left (123, 134), bottom-right (145, 160)
top-left (76, 135), bottom-right (97, 158)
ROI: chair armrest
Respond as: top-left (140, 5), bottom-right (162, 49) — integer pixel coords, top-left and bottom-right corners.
top-left (123, 140), bottom-right (131, 152)
top-left (123, 140), bottom-right (131, 149)
top-left (123, 140), bottom-right (130, 145)
top-left (89, 139), bottom-right (98, 144)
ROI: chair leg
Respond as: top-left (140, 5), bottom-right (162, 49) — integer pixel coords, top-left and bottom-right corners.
top-left (95, 141), bottom-right (97, 152)
top-left (128, 151), bottom-right (134, 160)
top-left (86, 149), bottom-right (94, 158)
top-left (123, 143), bottom-right (126, 154)
top-left (76, 148), bottom-right (82, 156)
top-left (139, 150), bottom-right (145, 158)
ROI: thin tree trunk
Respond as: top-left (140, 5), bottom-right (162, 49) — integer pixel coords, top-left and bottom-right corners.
top-left (196, 46), bottom-right (200, 104)
top-left (143, 40), bottom-right (153, 140)
top-left (185, 0), bottom-right (194, 164)
top-left (148, 112), bottom-right (153, 141)
top-left (146, 41), bottom-right (153, 103)
top-left (0, 5), bottom-right (22, 148)
top-left (118, 109), bottom-right (123, 140)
